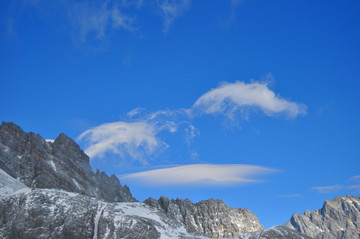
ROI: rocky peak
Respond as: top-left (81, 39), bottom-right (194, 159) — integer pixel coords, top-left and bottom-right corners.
top-left (53, 133), bottom-right (89, 163)
top-left (285, 195), bottom-right (360, 239)
top-left (0, 122), bottom-right (136, 202)
top-left (0, 121), bottom-right (26, 139)
top-left (145, 196), bottom-right (263, 238)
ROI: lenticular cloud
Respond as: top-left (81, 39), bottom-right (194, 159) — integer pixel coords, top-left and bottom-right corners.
top-left (192, 81), bottom-right (306, 118)
top-left (120, 164), bottom-right (276, 186)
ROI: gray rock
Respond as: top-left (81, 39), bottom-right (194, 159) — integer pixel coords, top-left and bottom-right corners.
top-left (237, 226), bottom-right (312, 239)
top-left (0, 121), bottom-right (136, 203)
top-left (285, 195), bottom-right (360, 239)
top-left (0, 189), bottom-right (207, 239)
top-left (145, 196), bottom-right (264, 238)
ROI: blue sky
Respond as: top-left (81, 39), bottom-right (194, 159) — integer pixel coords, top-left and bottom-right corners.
top-left (1, 0), bottom-right (360, 228)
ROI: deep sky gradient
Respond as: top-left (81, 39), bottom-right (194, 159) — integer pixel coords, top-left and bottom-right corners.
top-left (1, 0), bottom-right (360, 228)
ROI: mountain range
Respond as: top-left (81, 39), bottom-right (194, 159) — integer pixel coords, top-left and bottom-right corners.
top-left (0, 121), bottom-right (358, 238)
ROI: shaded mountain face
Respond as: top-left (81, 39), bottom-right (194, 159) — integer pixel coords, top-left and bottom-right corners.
top-left (145, 196), bottom-right (263, 238)
top-left (285, 195), bottom-right (360, 239)
top-left (0, 121), bottom-right (136, 202)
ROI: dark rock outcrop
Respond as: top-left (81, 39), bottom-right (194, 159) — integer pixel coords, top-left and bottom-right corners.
top-left (285, 195), bottom-right (360, 239)
top-left (0, 121), bottom-right (136, 202)
top-left (145, 196), bottom-right (263, 238)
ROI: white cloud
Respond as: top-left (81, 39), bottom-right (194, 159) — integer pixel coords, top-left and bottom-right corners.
top-left (192, 81), bottom-right (307, 119)
top-left (78, 121), bottom-right (163, 163)
top-left (157, 0), bottom-right (191, 33)
top-left (78, 109), bottom-right (197, 163)
top-left (120, 164), bottom-right (276, 186)
top-left (78, 81), bottom-right (306, 163)
top-left (127, 107), bottom-right (145, 118)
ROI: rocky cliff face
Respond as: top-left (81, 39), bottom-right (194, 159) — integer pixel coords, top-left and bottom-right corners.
top-left (144, 196), bottom-right (263, 238)
top-left (0, 121), bottom-right (136, 203)
top-left (285, 195), bottom-right (360, 239)
top-left (1, 186), bottom-right (310, 239)
top-left (0, 185), bottom-right (208, 239)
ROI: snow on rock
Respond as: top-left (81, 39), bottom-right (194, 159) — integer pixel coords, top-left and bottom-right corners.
top-left (0, 168), bottom-right (28, 196)
top-left (0, 189), bottom-right (207, 239)
top-left (93, 202), bottom-right (106, 239)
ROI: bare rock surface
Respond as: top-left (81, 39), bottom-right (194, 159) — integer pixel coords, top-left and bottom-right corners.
top-left (0, 121), bottom-right (136, 202)
top-left (145, 196), bottom-right (264, 238)
top-left (285, 195), bottom-right (360, 239)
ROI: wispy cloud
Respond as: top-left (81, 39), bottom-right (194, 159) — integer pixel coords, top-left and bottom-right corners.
top-left (79, 80), bottom-right (306, 163)
top-left (78, 121), bottom-right (162, 164)
top-left (277, 194), bottom-right (304, 198)
top-left (350, 175), bottom-right (360, 182)
top-left (157, 0), bottom-right (191, 33)
top-left (313, 175), bottom-right (360, 194)
top-left (120, 164), bottom-right (277, 186)
top-left (69, 1), bottom-right (136, 43)
top-left (78, 108), bottom-right (196, 163)
top-left (191, 81), bottom-right (307, 119)
top-left (312, 185), bottom-right (344, 194)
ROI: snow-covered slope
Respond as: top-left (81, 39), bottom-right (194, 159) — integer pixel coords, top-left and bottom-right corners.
top-left (0, 168), bottom-right (28, 196)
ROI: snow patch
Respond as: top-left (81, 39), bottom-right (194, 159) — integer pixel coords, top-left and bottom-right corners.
top-left (0, 168), bottom-right (28, 196)
top-left (93, 202), bottom-right (106, 239)
top-left (72, 179), bottom-right (80, 189)
top-left (48, 160), bottom-right (57, 172)
top-left (117, 202), bottom-right (163, 224)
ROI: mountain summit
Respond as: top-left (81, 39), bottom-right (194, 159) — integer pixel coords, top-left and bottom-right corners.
top-left (285, 195), bottom-right (360, 239)
top-left (0, 121), bottom-right (136, 202)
